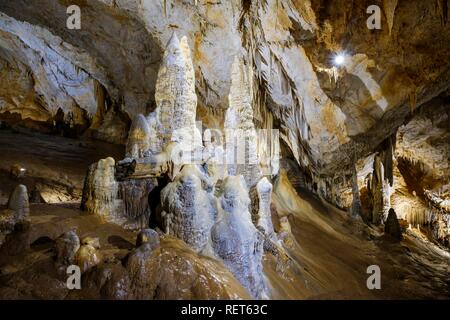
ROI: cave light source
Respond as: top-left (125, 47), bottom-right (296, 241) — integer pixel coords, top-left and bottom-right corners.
top-left (333, 53), bottom-right (346, 66)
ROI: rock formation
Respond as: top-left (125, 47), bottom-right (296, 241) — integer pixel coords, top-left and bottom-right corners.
top-left (118, 178), bottom-right (155, 229)
top-left (75, 243), bottom-right (102, 273)
top-left (225, 56), bottom-right (261, 188)
top-left (211, 175), bottom-right (266, 299)
top-left (81, 157), bottom-right (119, 221)
top-left (351, 163), bottom-right (363, 218)
top-left (160, 165), bottom-right (216, 253)
top-left (250, 177), bottom-right (275, 239)
top-left (7, 184), bottom-right (29, 221)
top-left (54, 230), bottom-right (80, 266)
top-left (385, 208), bottom-right (403, 241)
top-left (126, 114), bottom-right (152, 158)
top-left (81, 157), bottom-right (155, 229)
top-left (136, 228), bottom-right (160, 250)
top-left (369, 154), bottom-right (391, 225)
top-left (0, 184), bottom-right (30, 236)
top-left (154, 32), bottom-right (202, 160)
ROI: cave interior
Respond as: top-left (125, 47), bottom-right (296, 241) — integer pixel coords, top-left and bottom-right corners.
top-left (0, 0), bottom-right (449, 300)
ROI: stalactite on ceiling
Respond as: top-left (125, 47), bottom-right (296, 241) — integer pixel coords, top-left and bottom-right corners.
top-left (436, 0), bottom-right (448, 25)
top-left (90, 79), bottom-right (106, 130)
top-left (381, 134), bottom-right (396, 187)
top-left (237, 0), bottom-right (318, 186)
top-left (409, 87), bottom-right (417, 112)
top-left (383, 0), bottom-right (398, 36)
top-left (351, 161), bottom-right (362, 217)
top-left (163, 0), bottom-right (169, 18)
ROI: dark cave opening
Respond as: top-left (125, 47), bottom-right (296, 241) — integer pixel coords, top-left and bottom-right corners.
top-left (148, 176), bottom-right (170, 230)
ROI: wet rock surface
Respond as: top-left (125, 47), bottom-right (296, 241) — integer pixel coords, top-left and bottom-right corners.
top-left (135, 228), bottom-right (160, 250)
top-left (54, 230), bottom-right (80, 266)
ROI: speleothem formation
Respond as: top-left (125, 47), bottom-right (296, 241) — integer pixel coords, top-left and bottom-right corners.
top-left (0, 0), bottom-right (449, 301)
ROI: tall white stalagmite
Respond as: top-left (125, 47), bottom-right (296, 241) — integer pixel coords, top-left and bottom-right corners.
top-left (371, 154), bottom-right (391, 224)
top-left (225, 56), bottom-right (261, 187)
top-left (154, 32), bottom-right (202, 159)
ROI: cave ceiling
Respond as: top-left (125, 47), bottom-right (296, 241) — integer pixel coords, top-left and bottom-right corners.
top-left (0, 0), bottom-right (448, 175)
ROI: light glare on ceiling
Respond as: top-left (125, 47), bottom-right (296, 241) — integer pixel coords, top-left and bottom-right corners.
top-left (334, 53), bottom-right (346, 66)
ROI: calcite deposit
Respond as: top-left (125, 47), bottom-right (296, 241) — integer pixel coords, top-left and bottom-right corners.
top-left (0, 0), bottom-right (449, 301)
top-left (212, 176), bottom-right (266, 299)
top-left (79, 34), bottom-right (274, 297)
top-left (160, 165), bottom-right (216, 253)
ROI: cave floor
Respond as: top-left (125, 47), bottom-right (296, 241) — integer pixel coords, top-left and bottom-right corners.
top-left (0, 131), bottom-right (449, 299)
top-left (270, 172), bottom-right (450, 299)
top-left (0, 128), bottom-right (124, 204)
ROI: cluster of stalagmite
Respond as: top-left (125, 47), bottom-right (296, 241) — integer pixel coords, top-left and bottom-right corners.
top-left (348, 131), bottom-right (449, 247)
top-left (80, 32), bottom-right (281, 298)
top-left (126, 33), bottom-right (202, 162)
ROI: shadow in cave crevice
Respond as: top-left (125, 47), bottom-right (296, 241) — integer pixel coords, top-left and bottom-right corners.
top-left (148, 176), bottom-right (170, 230)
